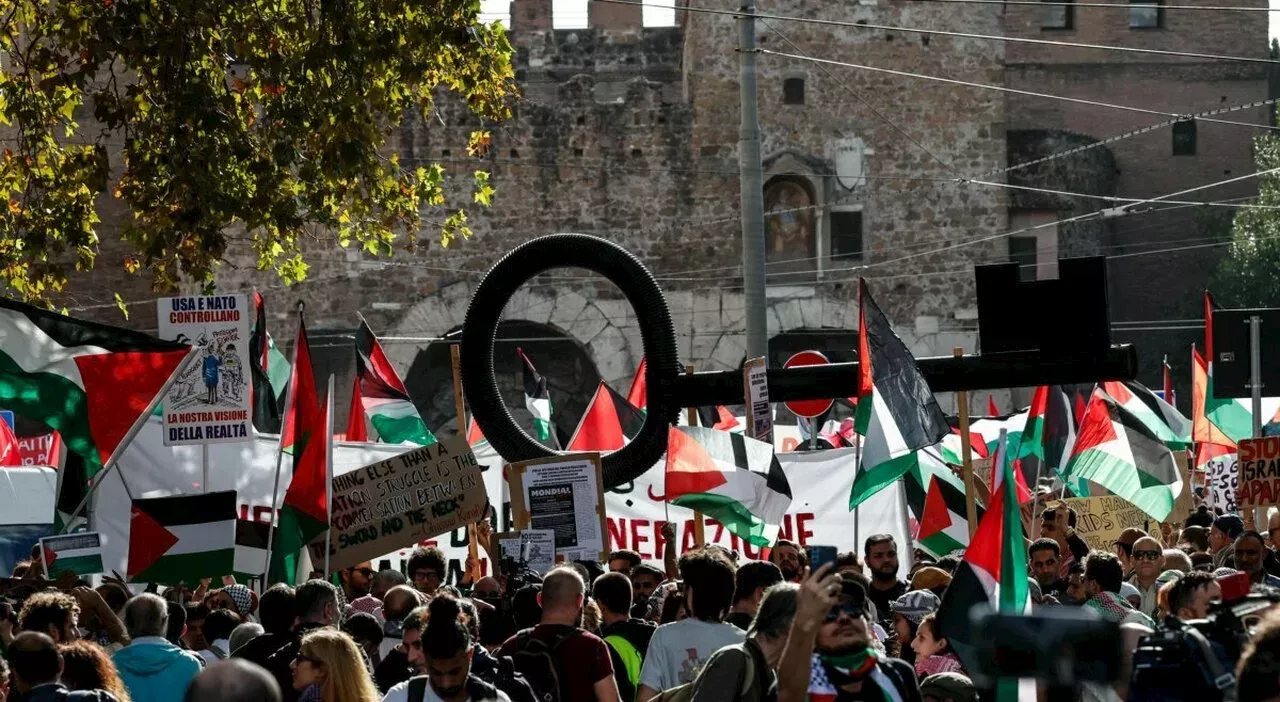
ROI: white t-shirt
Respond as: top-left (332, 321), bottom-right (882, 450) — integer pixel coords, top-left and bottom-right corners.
top-left (381, 678), bottom-right (512, 702)
top-left (638, 619), bottom-right (746, 692)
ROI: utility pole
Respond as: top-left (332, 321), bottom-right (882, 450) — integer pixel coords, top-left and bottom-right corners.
top-left (739, 2), bottom-right (768, 361)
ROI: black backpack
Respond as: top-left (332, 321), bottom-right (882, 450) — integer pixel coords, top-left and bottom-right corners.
top-left (407, 676), bottom-right (502, 702)
top-left (506, 626), bottom-right (578, 702)
top-left (486, 654), bottom-right (539, 702)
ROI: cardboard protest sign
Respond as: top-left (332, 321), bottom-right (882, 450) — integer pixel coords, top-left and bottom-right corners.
top-left (1165, 451), bottom-right (1193, 525)
top-left (315, 434), bottom-right (488, 572)
top-left (157, 295), bottom-right (252, 445)
top-left (494, 530), bottom-right (556, 575)
top-left (1238, 438), bottom-right (1280, 509)
top-left (40, 532), bottom-right (104, 579)
top-left (1061, 495), bottom-right (1155, 551)
top-left (509, 453), bottom-right (609, 562)
top-left (1207, 454), bottom-right (1239, 513)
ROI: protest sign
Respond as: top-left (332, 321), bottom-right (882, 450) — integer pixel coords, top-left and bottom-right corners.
top-left (316, 434), bottom-right (488, 572)
top-left (17, 431), bottom-right (60, 467)
top-left (1061, 495), bottom-right (1154, 551)
top-left (1238, 438), bottom-right (1280, 509)
top-left (494, 530), bottom-right (556, 575)
top-left (1207, 454), bottom-right (1239, 513)
top-left (39, 532), bottom-right (104, 579)
top-left (157, 295), bottom-right (251, 446)
top-left (509, 453), bottom-right (608, 562)
top-left (744, 357), bottom-right (772, 442)
top-left (1166, 451), bottom-right (1193, 525)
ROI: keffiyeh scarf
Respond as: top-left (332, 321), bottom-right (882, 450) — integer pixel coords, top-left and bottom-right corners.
top-left (807, 649), bottom-right (903, 702)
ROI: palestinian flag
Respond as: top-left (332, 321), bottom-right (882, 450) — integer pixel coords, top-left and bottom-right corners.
top-left (128, 491), bottom-right (236, 584)
top-left (233, 519), bottom-right (274, 581)
top-left (250, 291), bottom-right (283, 434)
top-left (1100, 380), bottom-right (1191, 448)
top-left (1204, 291), bottom-right (1254, 441)
top-left (1012, 386), bottom-right (1077, 491)
top-left (0, 300), bottom-right (190, 478)
top-left (351, 321), bottom-right (435, 446)
top-left (626, 357), bottom-right (647, 410)
top-left (0, 414), bottom-right (20, 466)
top-left (987, 395), bottom-right (999, 417)
top-left (1191, 344), bottom-right (1235, 468)
top-left (937, 432), bottom-right (1034, 702)
top-left (519, 348), bottom-right (559, 448)
top-left (848, 279), bottom-right (949, 507)
top-left (906, 446), bottom-right (984, 558)
top-left (697, 405), bottom-right (741, 432)
top-left (345, 375), bottom-right (368, 442)
top-left (40, 532), bottom-right (104, 578)
top-left (1062, 388), bottom-right (1183, 522)
top-left (566, 382), bottom-right (645, 452)
top-left (466, 416), bottom-right (486, 446)
top-left (665, 426), bottom-right (792, 547)
top-left (270, 319), bottom-right (331, 584)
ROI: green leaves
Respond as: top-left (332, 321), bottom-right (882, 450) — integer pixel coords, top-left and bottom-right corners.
top-left (0, 0), bottom-right (516, 308)
top-left (1210, 134), bottom-right (1280, 308)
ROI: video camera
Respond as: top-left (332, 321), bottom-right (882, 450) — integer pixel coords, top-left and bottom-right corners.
top-left (970, 605), bottom-right (1121, 702)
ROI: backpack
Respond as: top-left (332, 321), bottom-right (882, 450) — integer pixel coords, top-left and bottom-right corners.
top-left (407, 675), bottom-right (503, 702)
top-left (506, 626), bottom-right (578, 702)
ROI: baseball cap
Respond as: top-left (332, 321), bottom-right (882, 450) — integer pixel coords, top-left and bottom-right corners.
top-left (920, 672), bottom-right (978, 702)
top-left (1114, 527), bottom-right (1148, 551)
top-left (911, 566), bottom-right (952, 592)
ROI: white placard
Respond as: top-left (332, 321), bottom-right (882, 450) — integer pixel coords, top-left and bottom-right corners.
top-left (496, 529), bottom-right (556, 575)
top-left (511, 454), bottom-right (607, 562)
top-left (744, 356), bottom-right (772, 443)
top-left (156, 295), bottom-right (252, 445)
top-left (1207, 454), bottom-right (1240, 513)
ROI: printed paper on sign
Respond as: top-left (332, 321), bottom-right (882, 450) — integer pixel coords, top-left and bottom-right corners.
top-left (157, 295), bottom-right (252, 446)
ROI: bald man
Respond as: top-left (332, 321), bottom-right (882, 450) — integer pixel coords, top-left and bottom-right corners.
top-left (185, 659), bottom-right (281, 702)
top-left (378, 586), bottom-right (423, 662)
top-left (1128, 536), bottom-right (1164, 617)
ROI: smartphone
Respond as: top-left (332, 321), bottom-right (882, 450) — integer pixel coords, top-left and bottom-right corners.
top-left (806, 545), bottom-right (838, 573)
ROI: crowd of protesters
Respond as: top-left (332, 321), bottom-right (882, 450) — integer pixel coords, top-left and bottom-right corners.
top-left (4, 500), bottom-right (1280, 702)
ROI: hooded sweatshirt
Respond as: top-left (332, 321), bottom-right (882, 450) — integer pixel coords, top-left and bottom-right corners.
top-left (113, 636), bottom-right (204, 702)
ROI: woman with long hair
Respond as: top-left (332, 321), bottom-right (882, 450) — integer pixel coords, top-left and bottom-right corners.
top-left (58, 641), bottom-right (132, 702)
top-left (291, 629), bottom-right (379, 702)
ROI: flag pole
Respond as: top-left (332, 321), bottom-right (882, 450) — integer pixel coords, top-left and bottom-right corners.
top-left (685, 365), bottom-right (706, 548)
top-left (954, 347), bottom-right (979, 542)
top-left (262, 302), bottom-right (305, 586)
top-left (59, 346), bottom-right (201, 534)
top-left (853, 431), bottom-right (862, 552)
top-left (324, 373), bottom-right (335, 578)
top-left (451, 343), bottom-right (481, 583)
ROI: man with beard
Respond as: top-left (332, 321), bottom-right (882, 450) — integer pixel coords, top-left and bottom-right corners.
top-left (1028, 539), bottom-right (1065, 598)
top-left (629, 565), bottom-right (665, 620)
top-left (770, 541), bottom-right (805, 583)
top-left (863, 535), bottom-right (907, 631)
top-left (382, 596), bottom-right (512, 702)
top-left (776, 566), bottom-right (920, 702)
top-left (1232, 531), bottom-right (1280, 588)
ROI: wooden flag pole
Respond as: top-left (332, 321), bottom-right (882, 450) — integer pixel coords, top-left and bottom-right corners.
top-left (685, 365), bottom-right (706, 548)
top-left (954, 347), bottom-right (979, 541)
top-left (451, 343), bottom-right (481, 582)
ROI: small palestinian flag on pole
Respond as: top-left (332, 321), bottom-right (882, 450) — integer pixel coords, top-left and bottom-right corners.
top-left (519, 348), bottom-right (560, 448)
top-left (466, 416), bottom-right (487, 446)
top-left (936, 432), bottom-right (1035, 702)
top-left (269, 316), bottom-right (331, 585)
top-left (848, 279), bottom-right (949, 507)
top-left (250, 291), bottom-right (283, 434)
top-left (665, 426), bottom-right (792, 547)
top-left (128, 491), bottom-right (236, 584)
top-left (350, 320), bottom-right (435, 446)
top-left (40, 532), bottom-right (105, 579)
top-left (0, 300), bottom-right (190, 480)
top-left (907, 447), bottom-right (984, 558)
top-left (233, 519), bottom-right (274, 582)
top-left (1062, 387), bottom-right (1183, 522)
top-left (1012, 386), bottom-right (1078, 493)
top-left (1100, 380), bottom-right (1191, 448)
top-left (567, 382), bottom-right (645, 452)
top-left (696, 405), bottom-right (741, 432)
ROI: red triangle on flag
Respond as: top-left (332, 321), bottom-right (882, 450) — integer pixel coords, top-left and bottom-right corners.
top-left (1070, 390), bottom-right (1119, 460)
top-left (987, 395), bottom-right (999, 417)
top-left (467, 417), bottom-right (485, 446)
top-left (345, 375), bottom-right (368, 442)
top-left (917, 479), bottom-right (953, 541)
top-left (665, 427), bottom-right (729, 498)
top-left (568, 382), bottom-right (629, 452)
top-left (127, 505), bottom-right (179, 578)
top-left (42, 544), bottom-right (57, 571)
top-left (713, 406), bottom-right (740, 431)
top-left (626, 358), bottom-right (647, 410)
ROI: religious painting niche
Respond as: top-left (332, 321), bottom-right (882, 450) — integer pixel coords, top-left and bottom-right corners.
top-left (764, 177), bottom-right (817, 275)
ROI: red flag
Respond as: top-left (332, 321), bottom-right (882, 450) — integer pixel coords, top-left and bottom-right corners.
top-left (345, 374), bottom-right (368, 442)
top-left (626, 358), bottom-right (647, 410)
top-left (987, 394), bottom-right (999, 417)
top-left (0, 418), bottom-right (20, 466)
top-left (568, 382), bottom-right (644, 452)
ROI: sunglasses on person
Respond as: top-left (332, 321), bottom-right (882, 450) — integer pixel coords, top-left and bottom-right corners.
top-left (352, 567), bottom-right (375, 578)
top-left (1133, 550), bottom-right (1162, 562)
top-left (825, 599), bottom-right (865, 623)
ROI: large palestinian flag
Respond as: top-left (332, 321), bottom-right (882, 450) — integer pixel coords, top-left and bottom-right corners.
top-left (566, 382), bottom-right (645, 452)
top-left (936, 433), bottom-right (1034, 702)
top-left (0, 300), bottom-right (190, 478)
top-left (250, 291), bottom-right (283, 434)
top-left (1100, 380), bottom-right (1191, 449)
top-left (270, 319), bottom-right (332, 584)
top-left (1012, 385), bottom-right (1078, 493)
top-left (1192, 345), bottom-right (1235, 468)
top-left (906, 446), bottom-right (984, 558)
top-left (350, 321), bottom-right (435, 446)
top-left (665, 426), bottom-right (792, 547)
top-left (519, 348), bottom-right (559, 448)
top-left (848, 279), bottom-right (949, 507)
top-left (1062, 387), bottom-right (1183, 522)
top-left (128, 491), bottom-right (236, 584)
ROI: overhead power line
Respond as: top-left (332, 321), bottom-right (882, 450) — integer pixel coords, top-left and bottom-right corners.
top-left (929, 0), bottom-right (1280, 11)
top-left (759, 49), bottom-right (1279, 131)
top-left (593, 0), bottom-right (1278, 65)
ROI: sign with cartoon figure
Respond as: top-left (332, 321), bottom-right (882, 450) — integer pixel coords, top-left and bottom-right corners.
top-left (157, 295), bottom-right (252, 445)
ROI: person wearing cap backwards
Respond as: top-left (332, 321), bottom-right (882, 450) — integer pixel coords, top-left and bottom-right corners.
top-left (918, 672), bottom-right (975, 702)
top-left (1210, 514), bottom-right (1245, 569)
top-left (1111, 527), bottom-right (1148, 579)
top-left (1126, 536), bottom-right (1165, 617)
top-left (775, 564), bottom-right (920, 702)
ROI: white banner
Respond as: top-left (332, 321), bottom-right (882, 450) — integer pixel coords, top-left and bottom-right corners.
top-left (90, 422), bottom-right (910, 585)
top-left (157, 294), bottom-right (252, 445)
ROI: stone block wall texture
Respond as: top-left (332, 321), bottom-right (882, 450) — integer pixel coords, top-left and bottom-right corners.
top-left (38, 0), bottom-right (1266, 425)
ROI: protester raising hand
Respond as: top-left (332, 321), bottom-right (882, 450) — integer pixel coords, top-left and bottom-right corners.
top-left (776, 563), bottom-right (840, 702)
